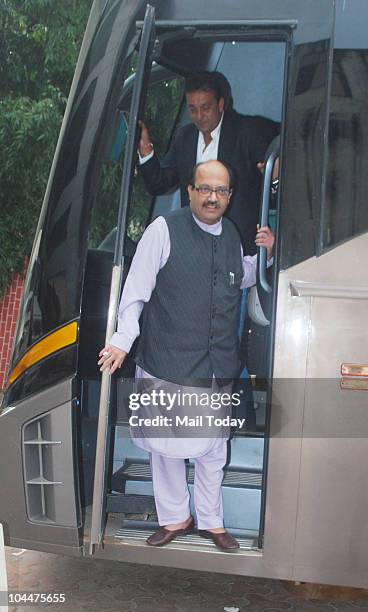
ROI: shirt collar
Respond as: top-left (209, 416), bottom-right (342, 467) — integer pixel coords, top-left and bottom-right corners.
top-left (192, 213), bottom-right (222, 235)
top-left (198, 111), bottom-right (224, 146)
top-left (210, 111), bottom-right (224, 140)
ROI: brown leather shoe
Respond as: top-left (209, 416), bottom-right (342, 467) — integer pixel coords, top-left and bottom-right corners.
top-left (198, 529), bottom-right (240, 551)
top-left (146, 516), bottom-right (195, 546)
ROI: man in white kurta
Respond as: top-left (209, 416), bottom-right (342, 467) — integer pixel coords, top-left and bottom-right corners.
top-left (99, 160), bottom-right (274, 550)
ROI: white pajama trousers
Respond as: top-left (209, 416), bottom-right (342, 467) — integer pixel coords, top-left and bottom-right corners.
top-left (149, 437), bottom-right (228, 530)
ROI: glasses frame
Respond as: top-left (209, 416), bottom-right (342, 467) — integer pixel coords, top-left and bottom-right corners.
top-left (193, 184), bottom-right (232, 198)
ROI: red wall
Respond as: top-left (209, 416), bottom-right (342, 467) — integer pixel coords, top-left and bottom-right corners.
top-left (0, 272), bottom-right (24, 390)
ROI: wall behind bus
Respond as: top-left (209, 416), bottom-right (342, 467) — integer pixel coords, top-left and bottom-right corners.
top-left (0, 272), bottom-right (24, 390)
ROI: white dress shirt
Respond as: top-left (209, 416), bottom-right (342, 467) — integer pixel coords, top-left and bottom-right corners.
top-left (196, 112), bottom-right (224, 162)
top-left (138, 113), bottom-right (224, 165)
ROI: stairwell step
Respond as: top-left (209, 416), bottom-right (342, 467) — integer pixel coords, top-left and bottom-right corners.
top-left (106, 493), bottom-right (156, 514)
top-left (111, 461), bottom-right (262, 491)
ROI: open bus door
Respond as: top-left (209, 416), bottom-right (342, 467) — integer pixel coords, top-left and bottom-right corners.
top-left (88, 4), bottom-right (156, 555)
top-left (0, 0), bottom-right (150, 556)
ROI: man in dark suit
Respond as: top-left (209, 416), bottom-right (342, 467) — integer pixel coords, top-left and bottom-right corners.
top-left (138, 71), bottom-right (279, 254)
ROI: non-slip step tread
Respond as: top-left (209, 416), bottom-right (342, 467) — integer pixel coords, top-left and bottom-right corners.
top-left (112, 461), bottom-right (262, 489)
top-left (114, 527), bottom-right (257, 550)
top-left (106, 492), bottom-right (156, 514)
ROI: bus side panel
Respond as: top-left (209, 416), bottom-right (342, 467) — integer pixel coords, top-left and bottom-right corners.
top-left (0, 378), bottom-right (82, 553)
top-left (274, 234), bottom-right (368, 589)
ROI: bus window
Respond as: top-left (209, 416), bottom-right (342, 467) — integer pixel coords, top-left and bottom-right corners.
top-left (322, 49), bottom-right (368, 250)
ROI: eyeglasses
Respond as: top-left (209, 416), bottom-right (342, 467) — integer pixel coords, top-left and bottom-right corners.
top-left (194, 184), bottom-right (231, 198)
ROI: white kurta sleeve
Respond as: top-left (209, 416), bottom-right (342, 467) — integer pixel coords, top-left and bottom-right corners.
top-left (240, 246), bottom-right (273, 289)
top-left (109, 216), bottom-right (170, 353)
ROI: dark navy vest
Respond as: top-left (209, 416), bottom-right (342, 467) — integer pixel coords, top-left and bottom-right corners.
top-left (135, 207), bottom-right (243, 384)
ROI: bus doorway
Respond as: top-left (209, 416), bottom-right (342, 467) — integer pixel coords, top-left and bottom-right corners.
top-left (84, 20), bottom-right (287, 553)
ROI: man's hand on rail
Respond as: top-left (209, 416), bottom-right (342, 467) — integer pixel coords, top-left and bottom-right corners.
top-left (98, 345), bottom-right (127, 375)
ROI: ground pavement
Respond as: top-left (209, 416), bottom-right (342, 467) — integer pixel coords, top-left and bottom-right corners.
top-left (4, 547), bottom-right (368, 612)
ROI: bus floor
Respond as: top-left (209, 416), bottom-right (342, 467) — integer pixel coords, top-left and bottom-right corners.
top-left (5, 544), bottom-right (368, 612)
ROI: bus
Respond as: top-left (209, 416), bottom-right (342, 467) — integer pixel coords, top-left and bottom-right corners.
top-left (1, 0), bottom-right (368, 588)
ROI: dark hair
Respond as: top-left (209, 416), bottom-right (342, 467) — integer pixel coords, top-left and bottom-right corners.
top-left (184, 71), bottom-right (223, 101)
top-left (188, 161), bottom-right (235, 190)
top-left (184, 71), bottom-right (233, 109)
top-left (213, 72), bottom-right (233, 110)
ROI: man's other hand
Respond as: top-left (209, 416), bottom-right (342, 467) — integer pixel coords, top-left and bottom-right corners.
top-left (257, 157), bottom-right (279, 180)
top-left (255, 225), bottom-right (275, 260)
top-left (98, 345), bottom-right (127, 375)
top-left (138, 120), bottom-right (153, 157)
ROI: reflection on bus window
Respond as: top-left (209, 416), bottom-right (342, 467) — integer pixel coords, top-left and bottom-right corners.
top-left (323, 49), bottom-right (368, 249)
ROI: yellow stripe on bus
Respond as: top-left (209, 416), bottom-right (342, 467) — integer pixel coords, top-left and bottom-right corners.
top-left (8, 321), bottom-right (78, 385)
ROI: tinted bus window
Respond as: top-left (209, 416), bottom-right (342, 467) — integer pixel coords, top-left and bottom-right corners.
top-left (322, 50), bottom-right (368, 249)
top-left (7, 1), bottom-right (137, 381)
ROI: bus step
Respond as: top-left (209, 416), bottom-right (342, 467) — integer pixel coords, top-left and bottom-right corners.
top-left (111, 460), bottom-right (262, 491)
top-left (106, 492), bottom-right (156, 514)
top-left (113, 527), bottom-right (258, 550)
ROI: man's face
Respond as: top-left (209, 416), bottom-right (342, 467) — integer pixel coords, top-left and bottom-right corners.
top-left (186, 90), bottom-right (224, 135)
top-left (188, 161), bottom-right (232, 225)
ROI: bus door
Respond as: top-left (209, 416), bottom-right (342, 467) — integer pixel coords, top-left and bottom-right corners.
top-left (0, 0), bottom-right (150, 557)
top-left (88, 4), bottom-right (156, 554)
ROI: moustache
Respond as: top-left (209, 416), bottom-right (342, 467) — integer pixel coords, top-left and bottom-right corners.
top-left (203, 200), bottom-right (220, 208)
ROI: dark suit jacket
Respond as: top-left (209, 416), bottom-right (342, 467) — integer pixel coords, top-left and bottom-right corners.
top-left (140, 109), bottom-right (279, 254)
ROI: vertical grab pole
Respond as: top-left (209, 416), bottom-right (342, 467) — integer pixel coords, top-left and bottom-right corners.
top-left (89, 266), bottom-right (122, 554)
top-left (258, 147), bottom-right (279, 294)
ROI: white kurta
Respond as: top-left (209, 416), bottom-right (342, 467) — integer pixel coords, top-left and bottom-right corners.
top-left (109, 214), bottom-right (269, 527)
top-left (109, 214), bottom-right (258, 457)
